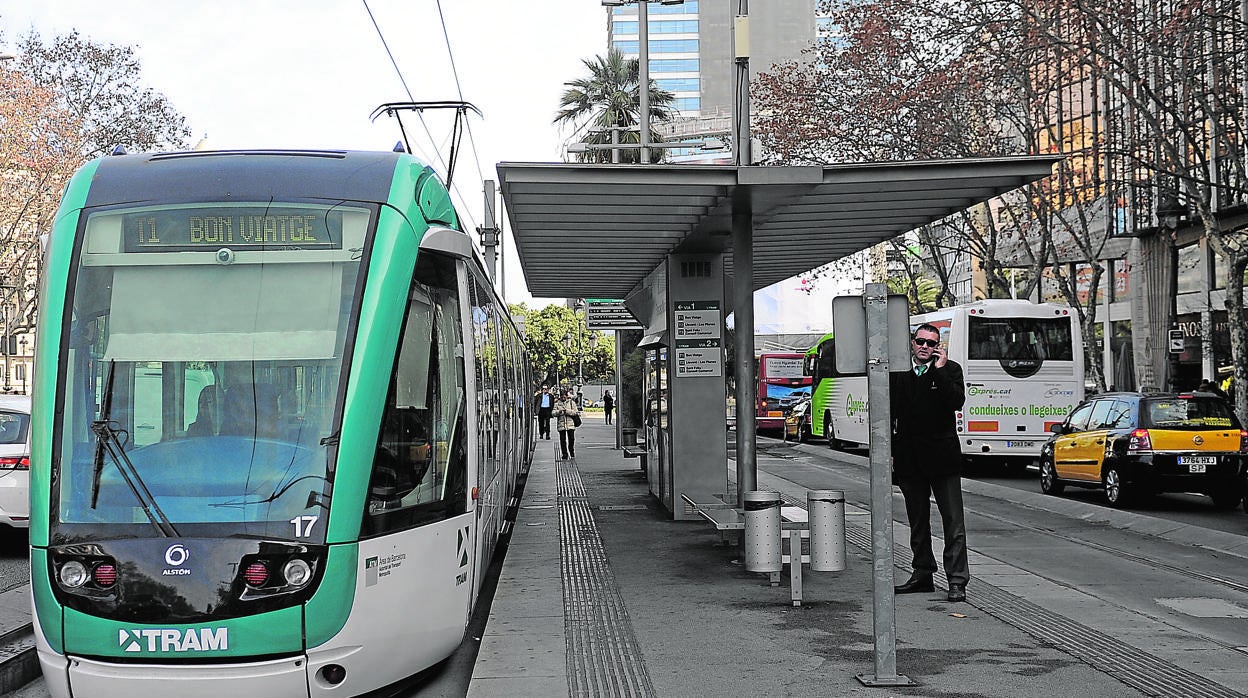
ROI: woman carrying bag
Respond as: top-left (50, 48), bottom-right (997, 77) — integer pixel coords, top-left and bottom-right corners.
top-left (553, 388), bottom-right (582, 460)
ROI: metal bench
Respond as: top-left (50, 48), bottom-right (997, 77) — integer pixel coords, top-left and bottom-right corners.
top-left (682, 492), bottom-right (840, 607)
top-left (680, 492), bottom-right (739, 534)
top-left (622, 445), bottom-right (647, 473)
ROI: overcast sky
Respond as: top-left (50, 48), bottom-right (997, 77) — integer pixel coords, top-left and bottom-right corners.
top-left (2, 0), bottom-right (608, 306)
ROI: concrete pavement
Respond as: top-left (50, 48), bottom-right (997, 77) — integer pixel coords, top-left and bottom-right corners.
top-left (469, 418), bottom-right (1248, 697)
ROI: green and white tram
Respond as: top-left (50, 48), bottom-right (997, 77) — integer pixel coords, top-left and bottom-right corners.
top-left (31, 149), bottom-right (533, 696)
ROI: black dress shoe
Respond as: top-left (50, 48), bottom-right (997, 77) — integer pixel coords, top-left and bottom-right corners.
top-left (947, 584), bottom-right (966, 602)
top-left (894, 575), bottom-right (935, 594)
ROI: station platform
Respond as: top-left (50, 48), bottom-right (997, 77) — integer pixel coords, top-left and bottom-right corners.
top-left (467, 418), bottom-right (1230, 698)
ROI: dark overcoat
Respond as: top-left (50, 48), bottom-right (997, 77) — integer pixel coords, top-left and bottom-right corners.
top-left (889, 359), bottom-right (966, 478)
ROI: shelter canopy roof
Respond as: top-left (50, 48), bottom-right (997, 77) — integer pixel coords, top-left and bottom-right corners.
top-left (497, 156), bottom-right (1060, 300)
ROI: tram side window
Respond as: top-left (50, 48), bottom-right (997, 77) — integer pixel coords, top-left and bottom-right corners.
top-left (364, 253), bottom-right (467, 535)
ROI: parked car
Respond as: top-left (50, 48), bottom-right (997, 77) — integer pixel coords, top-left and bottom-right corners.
top-left (0, 395), bottom-right (31, 530)
top-left (1038, 391), bottom-right (1247, 508)
top-left (783, 397), bottom-right (813, 443)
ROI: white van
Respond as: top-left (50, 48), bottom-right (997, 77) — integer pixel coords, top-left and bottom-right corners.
top-left (0, 394), bottom-right (31, 529)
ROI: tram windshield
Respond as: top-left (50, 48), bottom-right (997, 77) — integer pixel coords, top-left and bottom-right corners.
top-left (52, 202), bottom-right (370, 543)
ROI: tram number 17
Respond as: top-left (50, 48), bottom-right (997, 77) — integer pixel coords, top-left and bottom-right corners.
top-left (290, 515), bottom-right (319, 538)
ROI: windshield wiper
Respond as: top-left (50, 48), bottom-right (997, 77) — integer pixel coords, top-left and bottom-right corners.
top-left (89, 360), bottom-right (179, 537)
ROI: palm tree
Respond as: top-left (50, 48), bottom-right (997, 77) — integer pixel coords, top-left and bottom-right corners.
top-left (554, 48), bottom-right (677, 164)
top-left (887, 273), bottom-right (943, 314)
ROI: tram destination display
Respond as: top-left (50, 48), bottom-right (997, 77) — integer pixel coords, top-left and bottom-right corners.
top-left (122, 205), bottom-right (345, 252)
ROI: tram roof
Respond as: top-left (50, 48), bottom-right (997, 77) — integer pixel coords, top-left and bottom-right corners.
top-left (496, 156), bottom-right (1060, 299)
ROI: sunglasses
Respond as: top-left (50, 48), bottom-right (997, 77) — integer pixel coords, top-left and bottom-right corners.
top-left (912, 338), bottom-right (939, 348)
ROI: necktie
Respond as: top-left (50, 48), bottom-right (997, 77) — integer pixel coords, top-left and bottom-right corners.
top-left (915, 364), bottom-right (927, 377)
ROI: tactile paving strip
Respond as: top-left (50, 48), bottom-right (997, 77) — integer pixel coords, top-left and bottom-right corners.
top-left (558, 462), bottom-right (656, 698)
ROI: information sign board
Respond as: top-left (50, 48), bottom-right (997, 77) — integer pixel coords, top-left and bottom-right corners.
top-left (586, 300), bottom-right (642, 330)
top-left (673, 301), bottom-right (721, 340)
top-left (675, 339), bottom-right (722, 377)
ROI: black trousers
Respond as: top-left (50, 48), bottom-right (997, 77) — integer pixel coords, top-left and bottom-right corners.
top-left (604, 407), bottom-right (613, 424)
top-left (559, 429), bottom-right (576, 458)
top-left (537, 411), bottom-right (552, 438)
top-left (897, 471), bottom-right (969, 586)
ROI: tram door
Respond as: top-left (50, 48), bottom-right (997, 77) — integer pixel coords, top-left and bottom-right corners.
top-left (643, 348), bottom-right (672, 508)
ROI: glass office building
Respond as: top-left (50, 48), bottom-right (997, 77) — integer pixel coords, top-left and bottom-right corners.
top-left (609, 1), bottom-right (703, 117)
top-left (607, 1), bottom-right (819, 121)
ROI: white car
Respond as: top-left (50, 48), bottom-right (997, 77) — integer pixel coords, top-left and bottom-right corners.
top-left (0, 395), bottom-right (31, 530)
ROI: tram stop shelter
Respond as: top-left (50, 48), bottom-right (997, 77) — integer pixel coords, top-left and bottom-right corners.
top-left (497, 157), bottom-right (1059, 519)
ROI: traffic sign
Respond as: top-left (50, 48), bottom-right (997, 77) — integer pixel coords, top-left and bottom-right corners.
top-left (1168, 329), bottom-right (1184, 354)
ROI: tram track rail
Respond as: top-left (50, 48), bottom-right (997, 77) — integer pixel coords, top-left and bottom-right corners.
top-left (726, 462), bottom-right (1248, 698)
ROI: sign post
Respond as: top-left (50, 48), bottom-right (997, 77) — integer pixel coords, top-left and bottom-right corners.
top-left (834, 286), bottom-right (914, 688)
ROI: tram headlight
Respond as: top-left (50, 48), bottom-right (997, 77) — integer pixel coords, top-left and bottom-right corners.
top-left (283, 558), bottom-right (313, 588)
top-left (59, 560), bottom-right (89, 589)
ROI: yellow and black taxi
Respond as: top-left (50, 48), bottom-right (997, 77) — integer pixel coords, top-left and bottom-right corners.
top-left (1039, 391), bottom-right (1247, 508)
top-left (783, 397), bottom-right (813, 443)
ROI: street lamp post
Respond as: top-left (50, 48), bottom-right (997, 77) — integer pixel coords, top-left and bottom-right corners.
top-left (1157, 190), bottom-right (1185, 392)
top-left (1165, 223), bottom-right (1181, 392)
top-left (19, 336), bottom-right (27, 395)
top-left (0, 285), bottom-right (14, 394)
top-left (601, 0), bottom-right (685, 163)
top-left (563, 332), bottom-right (573, 394)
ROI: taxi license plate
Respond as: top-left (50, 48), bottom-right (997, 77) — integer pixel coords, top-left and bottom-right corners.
top-left (1178, 455), bottom-right (1215, 473)
top-left (1006, 441), bottom-right (1034, 448)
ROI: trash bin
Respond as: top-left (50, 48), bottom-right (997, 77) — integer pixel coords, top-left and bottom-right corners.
top-left (621, 427), bottom-right (638, 446)
top-left (808, 490), bottom-right (846, 572)
top-left (744, 491), bottom-right (782, 573)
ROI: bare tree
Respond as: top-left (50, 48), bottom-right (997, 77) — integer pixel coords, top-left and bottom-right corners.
top-left (0, 60), bottom-right (82, 334)
top-left (0, 29), bottom-right (192, 333)
top-left (753, 0), bottom-right (1156, 390)
top-left (17, 30), bottom-right (191, 159)
top-left (1005, 0), bottom-right (1248, 418)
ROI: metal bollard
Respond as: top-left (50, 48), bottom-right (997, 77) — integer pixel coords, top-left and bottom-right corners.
top-left (808, 490), bottom-right (846, 572)
top-left (744, 491), bottom-right (782, 572)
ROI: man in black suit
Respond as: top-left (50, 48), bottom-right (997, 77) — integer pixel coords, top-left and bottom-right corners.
top-left (534, 385), bottom-right (554, 439)
top-left (890, 323), bottom-right (969, 603)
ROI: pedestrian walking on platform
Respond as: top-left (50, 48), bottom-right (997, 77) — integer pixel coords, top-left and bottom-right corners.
top-left (602, 389), bottom-right (614, 425)
top-left (890, 323), bottom-right (970, 603)
top-left (535, 385), bottom-right (554, 439)
top-left (554, 388), bottom-right (581, 460)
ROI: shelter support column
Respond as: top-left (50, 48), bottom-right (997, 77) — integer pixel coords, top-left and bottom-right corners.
top-left (731, 186), bottom-right (755, 507)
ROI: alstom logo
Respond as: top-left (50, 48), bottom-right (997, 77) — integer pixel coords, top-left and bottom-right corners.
top-left (119, 628), bottom-right (228, 653)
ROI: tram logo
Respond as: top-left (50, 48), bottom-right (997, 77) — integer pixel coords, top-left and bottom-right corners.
top-left (165, 544), bottom-right (189, 566)
top-left (162, 544), bottom-right (192, 576)
top-left (119, 628), bottom-right (228, 653)
top-left (456, 525), bottom-right (471, 586)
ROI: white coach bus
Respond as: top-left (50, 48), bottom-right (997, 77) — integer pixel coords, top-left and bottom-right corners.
top-left (914, 299), bottom-right (1084, 471)
top-left (808, 299), bottom-right (1084, 473)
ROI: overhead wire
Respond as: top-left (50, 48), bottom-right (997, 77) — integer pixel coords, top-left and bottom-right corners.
top-left (434, 0), bottom-right (487, 191)
top-left (360, 0), bottom-right (481, 233)
top-left (433, 0), bottom-right (502, 290)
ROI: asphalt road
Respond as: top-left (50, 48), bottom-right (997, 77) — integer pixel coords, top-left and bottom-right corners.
top-left (780, 434), bottom-right (1248, 536)
top-left (0, 532), bottom-right (29, 594)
